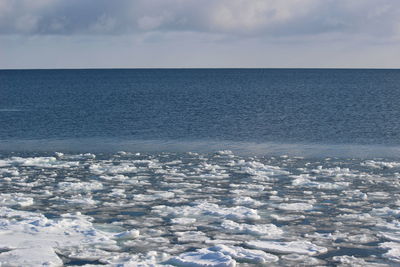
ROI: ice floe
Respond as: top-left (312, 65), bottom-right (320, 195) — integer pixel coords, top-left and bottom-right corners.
top-left (0, 193), bottom-right (34, 207)
top-left (277, 202), bottom-right (314, 211)
top-left (168, 250), bottom-right (236, 267)
top-left (220, 220), bottom-right (283, 237)
top-left (380, 242), bottom-right (400, 263)
top-left (246, 240), bottom-right (328, 255)
top-left (153, 202), bottom-right (260, 221)
top-left (0, 152), bottom-right (400, 265)
top-left (209, 245), bottom-right (279, 264)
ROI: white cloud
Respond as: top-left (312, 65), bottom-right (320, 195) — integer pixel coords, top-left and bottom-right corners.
top-left (206, 0), bottom-right (317, 32)
top-left (137, 13), bottom-right (173, 31)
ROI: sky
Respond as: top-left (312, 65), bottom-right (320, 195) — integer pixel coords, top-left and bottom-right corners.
top-left (1, 0), bottom-right (400, 69)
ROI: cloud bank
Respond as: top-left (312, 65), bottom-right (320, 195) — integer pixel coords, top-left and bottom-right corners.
top-left (1, 0), bottom-right (400, 69)
top-left (0, 0), bottom-right (399, 39)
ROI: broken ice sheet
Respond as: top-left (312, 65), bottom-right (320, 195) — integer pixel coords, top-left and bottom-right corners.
top-left (1, 152), bottom-right (400, 265)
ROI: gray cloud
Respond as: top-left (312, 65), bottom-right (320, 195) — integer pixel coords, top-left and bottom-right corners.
top-left (2, 0), bottom-right (400, 69)
top-left (0, 0), bottom-right (399, 39)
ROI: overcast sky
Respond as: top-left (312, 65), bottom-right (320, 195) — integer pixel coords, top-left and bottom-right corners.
top-left (1, 0), bottom-right (400, 69)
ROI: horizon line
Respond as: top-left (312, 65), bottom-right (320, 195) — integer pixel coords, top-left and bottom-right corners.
top-left (1, 67), bottom-right (400, 71)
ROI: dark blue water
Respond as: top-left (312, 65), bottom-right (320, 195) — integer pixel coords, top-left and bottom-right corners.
top-left (1, 69), bottom-right (400, 155)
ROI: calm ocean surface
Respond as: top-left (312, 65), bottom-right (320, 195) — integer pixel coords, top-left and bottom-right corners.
top-left (1, 69), bottom-right (400, 156)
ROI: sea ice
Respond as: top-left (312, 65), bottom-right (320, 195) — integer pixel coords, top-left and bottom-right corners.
top-left (331, 255), bottom-right (388, 267)
top-left (379, 242), bottom-right (400, 263)
top-left (175, 231), bottom-right (209, 243)
top-left (153, 202), bottom-right (260, 221)
top-left (0, 208), bottom-right (117, 266)
top-left (240, 161), bottom-right (290, 177)
top-left (0, 245), bottom-right (64, 267)
top-left (134, 191), bottom-right (175, 202)
top-left (270, 214), bottom-right (306, 221)
top-left (0, 157), bottom-right (79, 168)
top-left (171, 218), bottom-right (197, 225)
top-left (0, 193), bottom-right (34, 207)
top-left (362, 160), bottom-right (400, 169)
top-left (57, 181), bottom-right (103, 192)
top-left (209, 245), bottom-right (279, 264)
top-left (291, 175), bottom-right (349, 190)
top-left (89, 163), bottom-right (137, 175)
top-left (1, 152), bottom-right (400, 265)
top-left (220, 220), bottom-right (283, 237)
top-left (60, 195), bottom-right (98, 206)
top-left (168, 250), bottom-right (236, 267)
top-left (114, 229), bottom-right (140, 240)
top-left (277, 203), bottom-right (314, 211)
top-left (246, 240), bottom-right (327, 256)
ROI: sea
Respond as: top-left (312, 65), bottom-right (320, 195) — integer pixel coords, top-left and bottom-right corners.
top-left (1, 69), bottom-right (400, 266)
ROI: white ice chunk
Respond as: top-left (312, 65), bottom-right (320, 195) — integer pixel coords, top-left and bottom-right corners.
top-left (362, 160), bottom-right (400, 169)
top-left (331, 255), bottom-right (387, 266)
top-left (379, 232), bottom-right (400, 242)
top-left (168, 250), bottom-right (236, 267)
top-left (270, 214), bottom-right (305, 221)
top-left (0, 156), bottom-right (79, 168)
top-left (230, 196), bottom-right (263, 207)
top-left (239, 161), bottom-right (290, 177)
top-left (0, 208), bottom-right (117, 266)
top-left (277, 203), bottom-right (314, 211)
top-left (371, 207), bottom-right (400, 217)
top-left (153, 202), bottom-right (260, 221)
top-left (221, 220), bottom-right (283, 237)
top-left (134, 191), bottom-right (175, 202)
top-left (291, 175), bottom-right (349, 190)
top-left (57, 181), bottom-right (103, 192)
top-left (246, 240), bottom-right (327, 256)
top-left (175, 231), bottom-right (209, 243)
top-left (171, 218), bottom-right (197, 225)
top-left (0, 245), bottom-right (63, 267)
top-left (197, 202), bottom-right (260, 220)
top-left (380, 242), bottom-right (400, 263)
top-left (114, 229), bottom-right (140, 240)
top-left (109, 188), bottom-right (126, 198)
top-left (281, 254), bottom-right (325, 265)
top-left (89, 163), bottom-right (137, 175)
top-left (367, 192), bottom-right (390, 200)
top-left (216, 150), bottom-right (234, 156)
top-left (0, 167), bottom-right (19, 176)
top-left (0, 193), bottom-right (34, 207)
top-left (99, 174), bottom-right (129, 181)
top-left (209, 245), bottom-right (278, 264)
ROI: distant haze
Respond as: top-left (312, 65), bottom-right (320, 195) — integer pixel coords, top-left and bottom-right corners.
top-left (1, 0), bottom-right (400, 69)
